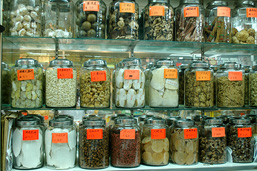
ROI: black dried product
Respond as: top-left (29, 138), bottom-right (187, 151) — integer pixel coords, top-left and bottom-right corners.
top-left (2, 69), bottom-right (11, 104)
top-left (179, 69), bottom-right (185, 105)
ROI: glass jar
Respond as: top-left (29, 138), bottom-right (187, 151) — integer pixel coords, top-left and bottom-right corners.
top-left (170, 119), bottom-right (199, 165)
top-left (11, 58), bottom-right (43, 108)
top-left (232, 1), bottom-right (257, 44)
top-left (3, 0), bottom-right (10, 36)
top-left (79, 117), bottom-right (109, 169)
top-left (12, 115), bottom-right (44, 169)
top-left (75, 0), bottom-right (107, 38)
top-left (178, 64), bottom-right (188, 105)
top-left (108, 0), bottom-right (139, 40)
top-left (44, 0), bottom-right (74, 38)
top-left (80, 59), bottom-right (110, 108)
top-left (115, 58), bottom-right (145, 108)
top-left (45, 116), bottom-right (76, 169)
top-left (110, 117), bottom-right (141, 167)
top-left (244, 66), bottom-right (250, 105)
top-left (204, 1), bottom-right (232, 43)
top-left (199, 118), bottom-right (226, 164)
top-left (2, 62), bottom-right (11, 105)
top-left (143, 0), bottom-right (174, 40)
top-left (185, 62), bottom-right (214, 108)
top-left (149, 59), bottom-right (179, 107)
top-left (141, 117), bottom-right (169, 166)
top-left (175, 0), bottom-right (204, 42)
top-left (166, 116), bottom-right (181, 127)
top-left (145, 62), bottom-right (154, 106)
top-left (250, 65), bottom-right (257, 106)
top-left (108, 114), bottom-right (127, 128)
top-left (46, 59), bottom-right (77, 107)
top-left (216, 62), bottom-right (245, 107)
top-left (227, 118), bottom-right (254, 163)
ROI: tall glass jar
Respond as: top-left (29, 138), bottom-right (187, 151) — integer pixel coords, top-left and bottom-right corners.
top-left (143, 0), bottom-right (174, 40)
top-left (141, 117), bottom-right (169, 166)
top-left (232, 1), bottom-right (257, 44)
top-left (12, 115), bottom-right (44, 169)
top-left (178, 64), bottom-right (188, 105)
top-left (79, 117), bottom-right (109, 169)
top-left (199, 118), bottom-right (226, 164)
top-left (149, 59), bottom-right (179, 107)
top-left (250, 65), bottom-right (257, 106)
top-left (75, 0), bottom-right (107, 38)
top-left (204, 1), bottom-right (232, 43)
top-left (175, 0), bottom-right (204, 42)
top-left (46, 59), bottom-right (77, 107)
top-left (244, 66), bottom-right (250, 105)
top-left (138, 114), bottom-right (154, 130)
top-left (216, 62), bottom-right (245, 107)
top-left (45, 116), bottom-right (76, 169)
top-left (80, 59), bottom-right (110, 108)
top-left (170, 119), bottom-right (199, 165)
top-left (108, 0), bottom-right (139, 40)
top-left (145, 62), bottom-right (154, 106)
top-left (44, 0), bottom-right (74, 38)
top-left (110, 117), bottom-right (141, 167)
top-left (115, 58), bottom-right (145, 108)
top-left (227, 118), bottom-right (254, 163)
top-left (2, 62), bottom-right (11, 105)
top-left (11, 58), bottom-right (43, 108)
top-left (184, 62), bottom-right (214, 108)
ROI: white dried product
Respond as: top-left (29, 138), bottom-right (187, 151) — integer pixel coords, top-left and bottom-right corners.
top-left (136, 88), bottom-right (145, 107)
top-left (127, 89), bottom-right (136, 107)
top-left (163, 90), bottom-right (178, 107)
top-left (44, 23), bottom-right (72, 38)
top-left (115, 69), bottom-right (124, 88)
top-left (124, 79), bottom-right (132, 90)
top-left (141, 71), bottom-right (145, 88)
top-left (117, 88), bottom-right (126, 107)
top-left (149, 86), bottom-right (162, 106)
top-left (23, 15), bottom-right (31, 22)
top-left (165, 79), bottom-right (179, 90)
top-left (12, 129), bottom-right (22, 157)
top-left (151, 68), bottom-right (165, 90)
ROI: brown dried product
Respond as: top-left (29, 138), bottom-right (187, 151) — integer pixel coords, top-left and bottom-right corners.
top-left (250, 73), bottom-right (257, 106)
top-left (2, 66), bottom-right (11, 104)
top-left (245, 72), bottom-right (249, 105)
top-left (232, 28), bottom-right (256, 44)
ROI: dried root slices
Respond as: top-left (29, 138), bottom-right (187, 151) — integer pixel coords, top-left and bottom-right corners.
top-left (174, 139), bottom-right (185, 151)
top-left (163, 151), bottom-right (169, 164)
top-left (163, 138), bottom-right (169, 152)
top-left (151, 139), bottom-right (164, 153)
top-left (142, 152), bottom-right (153, 164)
top-left (186, 153), bottom-right (196, 165)
top-left (174, 151), bottom-right (186, 165)
top-left (185, 140), bottom-right (194, 153)
top-left (144, 143), bottom-right (154, 153)
top-left (142, 137), bottom-right (151, 144)
top-left (152, 152), bottom-right (163, 165)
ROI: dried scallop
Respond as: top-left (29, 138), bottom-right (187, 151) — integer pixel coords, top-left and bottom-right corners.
top-left (150, 68), bottom-right (165, 91)
top-left (142, 152), bottom-right (153, 163)
top-left (152, 152), bottom-right (163, 165)
top-left (163, 151), bottom-right (169, 164)
top-left (13, 129), bottom-right (22, 157)
top-left (126, 89), bottom-right (136, 107)
top-left (174, 151), bottom-right (186, 165)
top-left (175, 139), bottom-right (185, 151)
top-left (142, 137), bottom-right (151, 144)
top-left (152, 139), bottom-right (164, 153)
top-left (185, 153), bottom-right (196, 165)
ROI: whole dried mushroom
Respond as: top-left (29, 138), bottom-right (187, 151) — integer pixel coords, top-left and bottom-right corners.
top-left (250, 73), bottom-right (257, 106)
top-left (232, 28), bottom-right (256, 44)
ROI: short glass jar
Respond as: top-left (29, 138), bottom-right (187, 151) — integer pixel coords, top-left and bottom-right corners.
top-left (2, 62), bottom-right (11, 105)
top-left (249, 65), bottom-right (257, 106)
top-left (179, 64), bottom-right (188, 105)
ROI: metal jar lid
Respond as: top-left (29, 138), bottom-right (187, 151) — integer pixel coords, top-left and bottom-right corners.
top-left (2, 62), bottom-right (8, 69)
top-left (232, 118), bottom-right (251, 125)
top-left (243, 66), bottom-right (250, 73)
top-left (179, 64), bottom-right (189, 70)
top-left (190, 61), bottom-right (209, 69)
top-left (110, 114), bottom-right (127, 121)
top-left (149, 0), bottom-right (170, 4)
top-left (83, 117), bottom-right (106, 126)
top-left (205, 118), bottom-right (223, 125)
top-left (84, 59), bottom-right (107, 67)
top-left (16, 115), bottom-right (41, 127)
top-left (209, 0), bottom-right (228, 7)
top-left (240, 0), bottom-right (255, 7)
top-left (244, 114), bottom-right (257, 124)
top-left (56, 115), bottom-right (74, 121)
top-left (167, 116), bottom-right (181, 126)
top-left (224, 62), bottom-right (238, 69)
top-left (144, 117), bottom-right (166, 125)
top-left (138, 114), bottom-right (154, 122)
top-left (156, 59), bottom-right (175, 67)
top-left (49, 117), bottom-right (73, 127)
top-left (122, 58), bottom-right (141, 67)
top-left (115, 116), bottom-right (137, 125)
top-left (181, 0), bottom-right (199, 4)
top-left (28, 114), bottom-right (44, 124)
top-left (210, 65), bottom-right (219, 72)
top-left (15, 58), bottom-right (38, 67)
top-left (49, 59), bottom-right (73, 67)
top-left (175, 119), bottom-right (194, 127)
top-left (146, 62), bottom-right (155, 69)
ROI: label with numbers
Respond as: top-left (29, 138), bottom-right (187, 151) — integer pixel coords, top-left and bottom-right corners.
top-left (228, 71), bottom-right (243, 81)
top-left (52, 133), bottom-right (68, 143)
top-left (247, 8), bottom-right (257, 18)
top-left (83, 1), bottom-right (100, 12)
top-left (184, 128), bottom-right (198, 139)
top-left (184, 7), bottom-right (199, 17)
top-left (57, 68), bottom-right (73, 79)
top-left (17, 69), bottom-right (34, 81)
top-left (217, 7), bottom-right (231, 17)
top-left (23, 130), bottom-right (39, 141)
top-left (120, 3), bottom-right (135, 13)
top-left (212, 127), bottom-right (225, 137)
top-left (151, 129), bottom-right (166, 139)
top-left (124, 70), bottom-right (140, 80)
top-left (149, 6), bottom-right (165, 16)
top-left (87, 129), bottom-right (103, 139)
top-left (91, 71), bottom-right (106, 82)
top-left (196, 71), bottom-right (211, 81)
top-left (238, 128), bottom-right (252, 138)
top-left (120, 129), bottom-right (135, 139)
top-left (44, 115), bottom-right (48, 120)
top-left (164, 69), bottom-right (178, 79)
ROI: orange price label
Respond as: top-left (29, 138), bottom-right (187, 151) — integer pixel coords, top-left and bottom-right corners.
top-left (57, 68), bottom-right (73, 79)
top-left (184, 6), bottom-right (199, 17)
top-left (228, 71), bottom-right (243, 81)
top-left (217, 7), bottom-right (231, 17)
top-left (87, 129), bottom-right (103, 140)
top-left (196, 71), bottom-right (211, 81)
top-left (91, 71), bottom-right (106, 82)
top-left (120, 3), bottom-right (135, 13)
top-left (176, 63), bottom-right (182, 67)
top-left (124, 70), bottom-right (140, 80)
top-left (151, 129), bottom-right (166, 139)
top-left (120, 129), bottom-right (135, 139)
top-left (247, 8), bottom-right (257, 18)
top-left (17, 69), bottom-right (34, 81)
top-left (23, 130), bottom-right (39, 141)
top-left (184, 128), bottom-right (198, 139)
top-left (164, 69), bottom-right (178, 79)
top-left (149, 6), bottom-right (165, 16)
top-left (212, 127), bottom-right (225, 137)
top-left (238, 128), bottom-right (252, 138)
top-left (52, 133), bottom-right (68, 143)
top-left (44, 115), bottom-right (49, 120)
top-left (21, 112), bottom-right (28, 116)
top-left (83, 1), bottom-right (100, 12)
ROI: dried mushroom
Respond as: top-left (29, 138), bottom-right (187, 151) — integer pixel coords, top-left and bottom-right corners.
top-left (232, 28), bottom-right (256, 44)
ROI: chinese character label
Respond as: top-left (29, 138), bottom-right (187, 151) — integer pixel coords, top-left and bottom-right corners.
top-left (57, 68), bottom-right (73, 79)
top-left (87, 129), bottom-right (103, 140)
top-left (212, 127), bottom-right (225, 137)
top-left (124, 70), bottom-right (140, 80)
top-left (196, 71), bottom-right (211, 81)
top-left (44, 115), bottom-right (49, 120)
top-left (151, 129), bottom-right (166, 139)
top-left (217, 7), bottom-right (231, 17)
top-left (184, 128), bottom-right (198, 139)
top-left (120, 3), bottom-right (135, 13)
top-left (164, 69), bottom-right (178, 79)
top-left (120, 129), bottom-right (135, 139)
top-left (17, 69), bottom-right (34, 81)
top-left (247, 8), bottom-right (257, 18)
top-left (184, 7), bottom-right (199, 17)
top-left (228, 71), bottom-right (243, 81)
top-left (83, 1), bottom-right (100, 12)
top-left (52, 133), bottom-right (68, 143)
top-left (149, 6), bottom-right (165, 16)
top-left (23, 130), bottom-right (39, 141)
top-left (238, 128), bottom-right (252, 138)
top-left (91, 71), bottom-right (106, 82)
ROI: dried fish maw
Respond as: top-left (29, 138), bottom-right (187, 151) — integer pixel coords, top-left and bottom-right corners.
top-left (152, 139), bottom-right (164, 153)
top-left (144, 143), bottom-right (154, 153)
top-left (142, 152), bottom-right (153, 163)
top-left (163, 151), bottom-right (169, 164)
top-left (116, 69), bottom-right (124, 88)
top-left (185, 153), bottom-right (196, 165)
top-left (141, 71), bottom-right (145, 88)
top-left (136, 88), bottom-right (145, 107)
top-left (68, 130), bottom-right (76, 149)
top-left (118, 89), bottom-right (126, 107)
top-left (175, 139), bottom-right (185, 151)
top-left (142, 136), bottom-right (151, 144)
top-left (149, 86), bottom-right (162, 107)
top-left (13, 129), bottom-right (22, 158)
top-left (174, 151), bottom-right (186, 165)
top-left (52, 147), bottom-right (71, 169)
top-left (124, 79), bottom-right (132, 90)
top-left (152, 152), bottom-right (164, 165)
top-left (126, 89), bottom-right (136, 107)
top-left (185, 140), bottom-right (194, 153)
top-left (151, 68), bottom-right (165, 91)
top-left (163, 90), bottom-right (178, 107)
top-left (163, 138), bottom-right (169, 152)
top-left (21, 140), bottom-right (41, 168)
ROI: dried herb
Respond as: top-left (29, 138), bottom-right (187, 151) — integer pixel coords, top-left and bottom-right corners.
top-left (250, 73), bottom-right (257, 106)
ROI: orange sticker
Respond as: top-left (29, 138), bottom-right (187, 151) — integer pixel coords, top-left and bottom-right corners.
top-left (17, 69), bottom-right (34, 81)
top-left (120, 3), bottom-right (135, 13)
top-left (184, 6), bottom-right (199, 17)
top-left (52, 133), bottom-right (68, 143)
top-left (83, 1), bottom-right (100, 12)
top-left (91, 71), bottom-right (106, 82)
top-left (228, 71), bottom-right (243, 81)
top-left (176, 63), bottom-right (182, 67)
top-left (87, 129), bottom-right (103, 140)
top-left (164, 69), bottom-right (178, 79)
top-left (151, 129), bottom-right (166, 139)
top-left (149, 6), bottom-right (165, 16)
top-left (21, 112), bottom-right (28, 116)
top-left (247, 8), bottom-right (257, 18)
top-left (217, 7), bottom-right (231, 17)
top-left (124, 70), bottom-right (140, 80)
top-left (44, 115), bottom-right (49, 120)
top-left (212, 127), bottom-right (225, 137)
top-left (196, 71), bottom-right (211, 81)
top-left (238, 128), bottom-right (252, 138)
top-left (23, 130), bottom-right (39, 141)
top-left (120, 129), bottom-right (135, 139)
top-left (57, 68), bottom-right (73, 79)
top-left (184, 128), bottom-right (198, 139)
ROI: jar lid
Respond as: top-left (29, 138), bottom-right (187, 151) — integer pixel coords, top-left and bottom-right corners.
top-left (179, 64), bottom-right (189, 70)
top-left (167, 116), bottom-right (181, 125)
top-left (144, 117), bottom-right (166, 125)
top-left (138, 114), bottom-right (154, 122)
top-left (181, 0), bottom-right (199, 4)
top-left (146, 62), bottom-right (155, 69)
top-left (84, 59), bottom-right (107, 67)
top-left (15, 58), bottom-right (38, 67)
top-left (57, 115), bottom-right (74, 121)
top-left (82, 117), bottom-right (106, 126)
top-left (156, 59), bottom-right (174, 67)
top-left (205, 118), bottom-right (223, 125)
top-left (243, 66), bottom-right (250, 73)
top-left (232, 117), bottom-right (251, 125)
top-left (239, 0), bottom-right (255, 7)
top-left (210, 65), bottom-right (219, 72)
top-left (115, 116), bottom-right (137, 124)
top-left (149, 0), bottom-right (170, 3)
top-left (2, 62), bottom-right (8, 69)
top-left (49, 116), bottom-right (73, 127)
top-left (192, 115), bottom-right (207, 122)
top-left (49, 59), bottom-right (73, 67)
top-left (175, 119), bottom-right (194, 127)
top-left (224, 62), bottom-right (238, 69)
top-left (190, 61), bottom-right (209, 69)
top-left (209, 0), bottom-right (228, 7)
top-left (122, 58), bottom-right (141, 67)
top-left (28, 114), bottom-right (44, 124)
top-left (16, 115), bottom-right (41, 127)
top-left (244, 114), bottom-right (257, 124)
top-left (252, 65), bottom-right (257, 71)
top-left (83, 115), bottom-right (98, 120)
top-left (110, 114), bottom-right (127, 121)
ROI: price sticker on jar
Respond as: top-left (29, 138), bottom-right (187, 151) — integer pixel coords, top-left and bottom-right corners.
top-left (120, 129), bottom-right (135, 139)
top-left (57, 68), bottom-right (73, 79)
top-left (217, 7), bottom-right (231, 17)
top-left (87, 129), bottom-right (103, 140)
top-left (212, 127), bottom-right (225, 137)
top-left (228, 71), bottom-right (243, 81)
top-left (149, 6), bottom-right (165, 16)
top-left (17, 69), bottom-right (34, 81)
top-left (246, 8), bottom-right (257, 18)
top-left (52, 133), bottom-right (68, 143)
top-left (23, 129), bottom-right (39, 141)
top-left (184, 6), bottom-right (199, 17)
top-left (124, 69), bottom-right (140, 80)
top-left (151, 129), bottom-right (166, 139)
top-left (164, 69), bottom-right (178, 79)
top-left (120, 3), bottom-right (135, 13)
top-left (83, 1), bottom-right (100, 12)
top-left (184, 128), bottom-right (198, 139)
top-left (91, 71), bottom-right (106, 82)
top-left (238, 128), bottom-right (252, 138)
top-left (196, 71), bottom-right (211, 81)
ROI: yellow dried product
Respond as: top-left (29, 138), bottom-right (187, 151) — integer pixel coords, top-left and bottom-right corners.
top-left (247, 28), bottom-right (255, 37)
top-left (174, 151), bottom-right (186, 165)
top-left (152, 152), bottom-right (163, 165)
top-left (144, 143), bottom-right (154, 153)
top-left (151, 139), bottom-right (164, 153)
top-left (142, 137), bottom-right (151, 144)
top-left (185, 140), bottom-right (194, 153)
top-left (163, 151), bottom-right (169, 164)
top-left (142, 152), bottom-right (152, 164)
top-left (163, 138), bottom-right (169, 152)
top-left (174, 139), bottom-right (185, 151)
top-left (247, 36), bottom-right (255, 44)
top-left (186, 153), bottom-right (196, 165)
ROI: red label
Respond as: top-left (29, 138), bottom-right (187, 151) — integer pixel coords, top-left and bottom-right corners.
top-left (83, 1), bottom-right (100, 12)
top-left (247, 8), bottom-right (257, 18)
top-left (212, 127), bottom-right (225, 137)
top-left (228, 71), bottom-right (243, 81)
top-left (124, 70), bottom-right (140, 80)
top-left (238, 128), bottom-right (252, 138)
top-left (176, 63), bottom-right (182, 67)
top-left (52, 133), bottom-right (68, 143)
top-left (17, 69), bottom-right (34, 81)
top-left (196, 71), bottom-right (211, 81)
top-left (149, 6), bottom-right (165, 16)
top-left (22, 130), bottom-right (39, 141)
top-left (120, 129), bottom-right (135, 139)
top-left (164, 69), bottom-right (178, 79)
top-left (22, 112), bottom-right (28, 116)
top-left (44, 115), bottom-right (49, 120)
top-left (120, 3), bottom-right (135, 13)
top-left (151, 129), bottom-right (166, 139)
top-left (184, 128), bottom-right (198, 139)
top-left (87, 129), bottom-right (103, 140)
top-left (91, 71), bottom-right (106, 82)
top-left (57, 68), bottom-right (73, 79)
top-left (184, 7), bottom-right (199, 17)
top-left (217, 7), bottom-right (231, 17)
